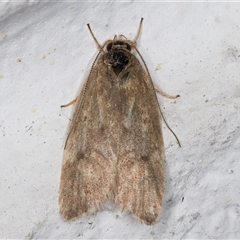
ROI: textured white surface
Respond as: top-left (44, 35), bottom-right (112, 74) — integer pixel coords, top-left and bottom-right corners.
top-left (1, 2), bottom-right (240, 239)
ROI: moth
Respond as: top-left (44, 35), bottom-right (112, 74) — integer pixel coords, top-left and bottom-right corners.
top-left (59, 18), bottom-right (179, 225)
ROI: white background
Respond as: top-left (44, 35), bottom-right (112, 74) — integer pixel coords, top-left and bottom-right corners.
top-left (1, 1), bottom-right (240, 239)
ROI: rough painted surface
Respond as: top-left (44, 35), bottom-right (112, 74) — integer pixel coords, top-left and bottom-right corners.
top-left (0, 2), bottom-right (240, 238)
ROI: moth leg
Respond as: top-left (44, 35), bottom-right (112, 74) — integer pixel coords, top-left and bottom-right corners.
top-left (154, 85), bottom-right (180, 99)
top-left (154, 85), bottom-right (181, 146)
top-left (61, 98), bottom-right (77, 108)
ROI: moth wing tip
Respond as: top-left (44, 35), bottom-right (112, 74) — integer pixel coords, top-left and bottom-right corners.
top-left (116, 201), bottom-right (160, 225)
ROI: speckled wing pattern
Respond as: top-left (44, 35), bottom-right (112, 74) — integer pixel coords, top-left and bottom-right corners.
top-left (59, 39), bottom-right (164, 225)
top-left (115, 56), bottom-right (164, 225)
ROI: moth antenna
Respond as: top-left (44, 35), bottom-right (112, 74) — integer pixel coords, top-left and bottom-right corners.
top-left (133, 17), bottom-right (144, 45)
top-left (134, 46), bottom-right (181, 147)
top-left (159, 108), bottom-right (181, 147)
top-left (87, 23), bottom-right (104, 52)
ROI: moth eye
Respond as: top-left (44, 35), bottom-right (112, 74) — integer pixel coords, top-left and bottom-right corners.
top-left (107, 43), bottom-right (112, 51)
top-left (126, 43), bottom-right (131, 51)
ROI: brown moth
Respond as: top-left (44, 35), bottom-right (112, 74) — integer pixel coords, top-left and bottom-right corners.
top-left (59, 18), bottom-right (179, 225)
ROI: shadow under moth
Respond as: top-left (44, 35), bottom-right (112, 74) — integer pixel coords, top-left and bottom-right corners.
top-left (59, 18), bottom-right (179, 225)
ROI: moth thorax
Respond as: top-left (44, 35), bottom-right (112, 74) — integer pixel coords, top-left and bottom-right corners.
top-left (106, 50), bottom-right (130, 76)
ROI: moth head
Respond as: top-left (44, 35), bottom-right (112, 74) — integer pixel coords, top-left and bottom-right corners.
top-left (104, 41), bottom-right (132, 76)
top-left (106, 41), bottom-right (132, 52)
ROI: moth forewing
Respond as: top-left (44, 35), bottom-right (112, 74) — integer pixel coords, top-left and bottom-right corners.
top-left (59, 18), bottom-right (178, 225)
